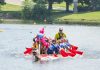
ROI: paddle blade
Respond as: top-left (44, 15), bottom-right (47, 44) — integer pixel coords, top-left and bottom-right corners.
top-left (68, 48), bottom-right (83, 55)
top-left (70, 45), bottom-right (78, 50)
top-left (68, 48), bottom-right (76, 53)
top-left (60, 49), bottom-right (68, 57)
top-left (67, 53), bottom-right (76, 57)
top-left (53, 54), bottom-right (58, 57)
top-left (75, 51), bottom-right (83, 55)
top-left (24, 48), bottom-right (32, 55)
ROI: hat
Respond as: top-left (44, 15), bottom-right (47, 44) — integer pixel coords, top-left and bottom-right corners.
top-left (39, 28), bottom-right (44, 34)
top-left (59, 28), bottom-right (63, 31)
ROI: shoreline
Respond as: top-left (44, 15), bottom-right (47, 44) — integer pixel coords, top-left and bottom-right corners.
top-left (0, 19), bottom-right (100, 26)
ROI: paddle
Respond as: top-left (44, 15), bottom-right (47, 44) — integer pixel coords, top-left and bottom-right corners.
top-left (75, 51), bottom-right (83, 55)
top-left (59, 48), bottom-right (77, 57)
top-left (70, 45), bottom-right (78, 50)
top-left (53, 54), bottom-right (58, 57)
top-left (68, 45), bottom-right (83, 55)
top-left (58, 41), bottom-right (77, 57)
top-left (59, 48), bottom-right (68, 57)
top-left (59, 43), bottom-right (83, 57)
top-left (24, 48), bottom-right (32, 55)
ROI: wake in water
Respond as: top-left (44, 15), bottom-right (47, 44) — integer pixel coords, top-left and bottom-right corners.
top-left (7, 48), bottom-right (100, 60)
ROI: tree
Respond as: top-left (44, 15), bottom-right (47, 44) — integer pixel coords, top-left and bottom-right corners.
top-left (78, 0), bottom-right (91, 12)
top-left (64, 0), bottom-right (73, 12)
top-left (78, 0), bottom-right (100, 11)
top-left (78, 0), bottom-right (90, 6)
top-left (48, 0), bottom-right (53, 10)
top-left (32, 0), bottom-right (50, 20)
top-left (0, 0), bottom-right (6, 11)
top-left (0, 0), bottom-right (5, 4)
top-left (90, 0), bottom-right (100, 11)
top-left (22, 0), bottom-right (33, 19)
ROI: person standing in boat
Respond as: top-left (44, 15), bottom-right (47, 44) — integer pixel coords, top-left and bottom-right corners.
top-left (32, 28), bottom-right (50, 54)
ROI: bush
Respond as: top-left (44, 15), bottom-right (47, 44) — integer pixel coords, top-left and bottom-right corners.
top-left (32, 0), bottom-right (51, 21)
top-left (78, 5), bottom-right (90, 12)
top-left (22, 6), bottom-right (32, 19)
top-left (22, 0), bottom-right (33, 19)
top-left (32, 4), bottom-right (51, 20)
top-left (90, 0), bottom-right (100, 11)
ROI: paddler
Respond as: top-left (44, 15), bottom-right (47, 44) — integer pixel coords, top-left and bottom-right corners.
top-left (32, 28), bottom-right (49, 54)
top-left (47, 39), bottom-right (59, 55)
top-left (55, 28), bottom-right (70, 50)
top-left (55, 28), bottom-right (67, 43)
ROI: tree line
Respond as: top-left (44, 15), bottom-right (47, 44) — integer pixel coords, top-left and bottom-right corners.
top-left (47, 0), bottom-right (100, 11)
top-left (0, 0), bottom-right (100, 22)
top-left (0, 0), bottom-right (5, 11)
top-left (22, 0), bottom-right (100, 20)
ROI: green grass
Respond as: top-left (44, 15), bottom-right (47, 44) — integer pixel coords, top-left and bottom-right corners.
top-left (1, 4), bottom-right (22, 11)
top-left (53, 2), bottom-right (73, 10)
top-left (59, 11), bottom-right (100, 20)
top-left (52, 11), bottom-right (100, 24)
top-left (50, 3), bottom-right (100, 25)
top-left (53, 2), bottom-right (66, 7)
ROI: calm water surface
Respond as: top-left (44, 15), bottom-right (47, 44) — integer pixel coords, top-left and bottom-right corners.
top-left (0, 24), bottom-right (100, 70)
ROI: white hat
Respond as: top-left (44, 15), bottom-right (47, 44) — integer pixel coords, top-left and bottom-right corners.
top-left (59, 28), bottom-right (63, 31)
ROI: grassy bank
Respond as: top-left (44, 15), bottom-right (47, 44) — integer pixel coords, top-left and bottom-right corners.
top-left (1, 4), bottom-right (22, 11)
top-left (52, 10), bottom-right (100, 25)
top-left (0, 4), bottom-right (22, 19)
top-left (53, 2), bottom-right (66, 8)
top-left (53, 2), bottom-right (73, 10)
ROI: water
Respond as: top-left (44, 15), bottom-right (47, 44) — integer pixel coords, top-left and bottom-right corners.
top-left (0, 24), bottom-right (100, 70)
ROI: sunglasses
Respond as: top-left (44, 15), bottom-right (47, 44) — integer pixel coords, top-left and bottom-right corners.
top-left (59, 30), bottom-right (62, 31)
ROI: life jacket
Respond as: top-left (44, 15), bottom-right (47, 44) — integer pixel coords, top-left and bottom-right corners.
top-left (49, 44), bottom-right (55, 50)
top-left (32, 42), bottom-right (38, 49)
top-left (57, 33), bottom-right (65, 40)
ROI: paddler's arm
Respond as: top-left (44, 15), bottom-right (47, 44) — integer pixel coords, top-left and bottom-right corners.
top-left (55, 33), bottom-right (59, 41)
top-left (63, 33), bottom-right (66, 38)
